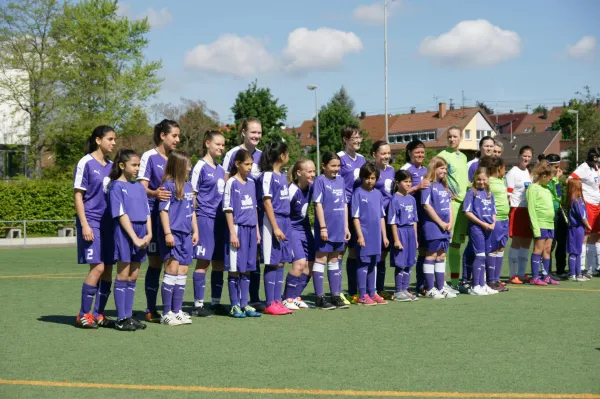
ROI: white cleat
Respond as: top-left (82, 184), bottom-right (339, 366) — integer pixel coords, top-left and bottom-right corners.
top-left (160, 311), bottom-right (182, 326)
top-left (443, 282), bottom-right (460, 295)
top-left (483, 285), bottom-right (499, 295)
top-left (175, 311), bottom-right (193, 325)
top-left (439, 289), bottom-right (457, 299)
top-left (283, 298), bottom-right (300, 310)
top-left (425, 288), bottom-right (445, 299)
top-left (293, 297), bottom-right (309, 309)
top-left (470, 285), bottom-right (488, 296)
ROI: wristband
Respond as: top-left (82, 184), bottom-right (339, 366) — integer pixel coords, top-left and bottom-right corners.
top-left (165, 232), bottom-right (172, 236)
top-left (320, 227), bottom-right (327, 230)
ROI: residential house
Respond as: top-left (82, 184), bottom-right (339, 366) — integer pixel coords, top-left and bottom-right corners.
top-left (486, 112), bottom-right (527, 135)
top-left (494, 131), bottom-right (562, 167)
top-left (515, 107), bottom-right (563, 133)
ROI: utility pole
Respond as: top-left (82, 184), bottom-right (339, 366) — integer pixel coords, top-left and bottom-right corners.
top-left (383, 0), bottom-right (389, 143)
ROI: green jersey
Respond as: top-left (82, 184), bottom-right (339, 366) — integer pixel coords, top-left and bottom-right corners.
top-left (543, 177), bottom-right (561, 211)
top-left (438, 148), bottom-right (468, 202)
top-left (489, 177), bottom-right (509, 221)
top-left (526, 183), bottom-right (555, 237)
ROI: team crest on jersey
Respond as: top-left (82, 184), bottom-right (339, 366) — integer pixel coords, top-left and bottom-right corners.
top-left (251, 163), bottom-right (260, 177)
top-left (353, 168), bottom-right (360, 181)
top-left (280, 185), bottom-right (288, 199)
top-left (217, 178), bottom-right (225, 195)
top-left (103, 177), bottom-right (110, 193)
top-left (301, 203), bottom-right (308, 218)
top-left (241, 194), bottom-right (254, 209)
top-left (384, 179), bottom-right (393, 193)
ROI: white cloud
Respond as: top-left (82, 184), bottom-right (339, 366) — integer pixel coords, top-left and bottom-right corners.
top-left (352, 1), bottom-right (402, 25)
top-left (418, 19), bottom-right (521, 67)
top-left (566, 35), bottom-right (596, 59)
top-left (184, 35), bottom-right (277, 77)
top-left (116, 3), bottom-right (172, 29)
top-left (282, 28), bottom-right (363, 71)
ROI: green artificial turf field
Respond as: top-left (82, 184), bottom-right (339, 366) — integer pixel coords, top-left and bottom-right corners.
top-left (0, 246), bottom-right (598, 399)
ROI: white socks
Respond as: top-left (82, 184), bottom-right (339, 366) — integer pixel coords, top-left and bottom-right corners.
top-left (508, 247), bottom-right (518, 277)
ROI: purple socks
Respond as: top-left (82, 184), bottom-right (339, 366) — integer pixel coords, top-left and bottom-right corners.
top-left (240, 274), bottom-right (250, 308)
top-left (394, 267), bottom-right (411, 292)
top-left (299, 274), bottom-right (310, 297)
top-left (473, 256), bottom-right (485, 286)
top-left (145, 266), bottom-right (161, 313)
top-left (568, 254), bottom-right (581, 276)
top-left (80, 283), bottom-right (97, 315)
top-left (93, 279), bottom-right (112, 317)
top-left (228, 274), bottom-right (240, 306)
top-left (313, 263), bottom-right (325, 296)
top-left (172, 275), bottom-right (186, 313)
top-left (284, 273), bottom-right (301, 300)
top-left (114, 279), bottom-right (127, 320)
top-left (125, 281), bottom-right (136, 318)
top-left (531, 253), bottom-right (542, 279)
top-left (357, 263), bottom-right (368, 297)
top-left (367, 262), bottom-right (376, 296)
top-left (264, 266), bottom-right (277, 305)
top-left (161, 273), bottom-right (176, 314)
top-left (327, 262), bottom-right (340, 296)
top-left (211, 270), bottom-right (223, 303)
top-left (423, 259), bottom-right (435, 291)
top-left (486, 254), bottom-right (495, 285)
top-left (542, 258), bottom-right (550, 277)
top-left (193, 272), bottom-right (206, 302)
top-left (275, 267), bottom-right (284, 303)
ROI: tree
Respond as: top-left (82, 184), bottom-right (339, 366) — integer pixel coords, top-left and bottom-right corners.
top-left (476, 101), bottom-right (494, 115)
top-left (229, 80), bottom-right (301, 165)
top-left (0, 0), bottom-right (63, 178)
top-left (391, 148), bottom-right (438, 170)
top-left (152, 98), bottom-right (219, 163)
top-left (532, 105), bottom-right (547, 114)
top-left (552, 86), bottom-right (600, 171)
top-left (309, 87), bottom-right (371, 164)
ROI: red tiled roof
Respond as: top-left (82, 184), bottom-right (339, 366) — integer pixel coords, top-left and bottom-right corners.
top-left (515, 112), bottom-right (560, 133)
top-left (486, 112), bottom-right (527, 134)
top-left (285, 120), bottom-right (315, 147)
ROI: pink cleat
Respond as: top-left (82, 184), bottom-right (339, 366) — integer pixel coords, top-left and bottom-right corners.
top-left (358, 294), bottom-right (377, 306)
top-left (371, 293), bottom-right (388, 304)
top-left (544, 276), bottom-right (560, 285)
top-left (531, 277), bottom-right (547, 286)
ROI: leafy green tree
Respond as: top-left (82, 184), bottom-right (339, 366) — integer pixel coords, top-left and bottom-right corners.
top-left (390, 148), bottom-right (437, 170)
top-left (309, 87), bottom-right (371, 165)
top-left (552, 86), bottom-right (600, 170)
top-left (0, 0), bottom-right (62, 178)
top-left (476, 101), bottom-right (494, 115)
top-left (532, 105), bottom-right (547, 114)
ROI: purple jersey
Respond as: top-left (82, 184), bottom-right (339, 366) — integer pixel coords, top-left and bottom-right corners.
top-left (400, 162), bottom-right (428, 205)
top-left (191, 160), bottom-right (226, 218)
top-left (223, 178), bottom-right (258, 226)
top-left (159, 180), bottom-right (194, 234)
top-left (351, 187), bottom-right (385, 256)
top-left (467, 159), bottom-right (479, 182)
top-left (375, 165), bottom-right (395, 210)
top-left (109, 180), bottom-right (150, 222)
top-left (288, 183), bottom-right (312, 230)
top-left (463, 189), bottom-right (496, 225)
top-left (258, 171), bottom-right (290, 216)
top-left (138, 149), bottom-right (167, 211)
top-left (568, 198), bottom-right (587, 227)
top-left (387, 193), bottom-right (418, 227)
top-left (421, 181), bottom-right (451, 240)
top-left (222, 145), bottom-right (262, 180)
top-left (337, 151), bottom-right (366, 203)
top-left (73, 154), bottom-right (112, 227)
top-left (312, 174), bottom-right (346, 243)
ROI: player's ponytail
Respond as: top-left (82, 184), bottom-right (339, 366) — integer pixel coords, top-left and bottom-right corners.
top-left (259, 140), bottom-right (288, 172)
top-left (109, 149), bottom-right (139, 181)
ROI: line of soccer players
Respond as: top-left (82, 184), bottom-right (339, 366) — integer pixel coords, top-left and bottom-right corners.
top-left (73, 120), bottom-right (600, 330)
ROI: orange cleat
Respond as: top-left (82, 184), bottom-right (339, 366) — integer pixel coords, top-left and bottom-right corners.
top-left (509, 276), bottom-right (523, 284)
top-left (76, 313), bottom-right (98, 329)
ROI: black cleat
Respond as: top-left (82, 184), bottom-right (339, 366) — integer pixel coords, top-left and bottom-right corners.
top-left (331, 295), bottom-right (349, 309)
top-left (315, 295), bottom-right (336, 310)
top-left (192, 305), bottom-right (214, 317)
top-left (248, 302), bottom-right (266, 313)
top-left (114, 318), bottom-right (137, 331)
top-left (210, 303), bottom-right (230, 316)
top-left (95, 314), bottom-right (116, 328)
top-left (131, 318), bottom-right (147, 330)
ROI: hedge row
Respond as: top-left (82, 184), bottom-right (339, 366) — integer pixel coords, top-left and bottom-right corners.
top-left (0, 180), bottom-right (75, 235)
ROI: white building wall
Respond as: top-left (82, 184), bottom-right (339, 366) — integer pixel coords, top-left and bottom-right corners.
top-left (0, 69), bottom-right (30, 145)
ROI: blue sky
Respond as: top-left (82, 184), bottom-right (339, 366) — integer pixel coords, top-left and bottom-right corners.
top-left (117, 0), bottom-right (600, 127)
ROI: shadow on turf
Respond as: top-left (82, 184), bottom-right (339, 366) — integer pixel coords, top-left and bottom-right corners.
top-left (38, 315), bottom-right (79, 326)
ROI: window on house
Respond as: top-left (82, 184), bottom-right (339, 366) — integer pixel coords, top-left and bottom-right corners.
top-left (388, 136), bottom-right (396, 143)
top-left (420, 133), bottom-right (428, 141)
top-left (465, 129), bottom-right (471, 140)
top-left (428, 132), bottom-right (435, 141)
top-left (297, 133), bottom-right (302, 139)
top-left (476, 130), bottom-right (484, 140)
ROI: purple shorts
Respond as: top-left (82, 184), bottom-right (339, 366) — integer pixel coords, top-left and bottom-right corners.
top-left (193, 214), bottom-right (226, 261)
top-left (535, 229), bottom-right (555, 240)
top-left (290, 225), bottom-right (315, 262)
top-left (159, 230), bottom-right (193, 265)
top-left (316, 240), bottom-right (345, 254)
top-left (358, 252), bottom-right (380, 263)
top-left (490, 219), bottom-right (509, 251)
top-left (225, 224), bottom-right (257, 273)
top-left (347, 204), bottom-right (358, 247)
top-left (391, 225), bottom-right (417, 267)
top-left (147, 210), bottom-right (161, 257)
top-left (566, 225), bottom-right (585, 255)
top-left (262, 214), bottom-right (292, 265)
top-left (76, 217), bottom-right (114, 265)
top-left (425, 238), bottom-right (449, 253)
top-left (114, 221), bottom-right (148, 263)
top-left (468, 225), bottom-right (493, 254)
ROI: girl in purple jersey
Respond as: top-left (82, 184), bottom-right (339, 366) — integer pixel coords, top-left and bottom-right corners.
top-left (190, 130), bottom-right (228, 318)
top-left (388, 170), bottom-right (419, 302)
top-left (421, 157), bottom-right (456, 299)
top-left (352, 163), bottom-right (389, 306)
top-left (464, 167), bottom-right (499, 296)
top-left (223, 118), bottom-right (264, 311)
top-left (74, 125), bottom-right (116, 329)
top-left (400, 140), bottom-right (429, 294)
top-left (312, 152), bottom-right (351, 310)
top-left (371, 141), bottom-right (395, 300)
top-left (158, 150), bottom-right (199, 326)
top-left (258, 141), bottom-right (293, 316)
top-left (223, 150), bottom-right (262, 318)
top-left (566, 179), bottom-right (592, 281)
top-left (283, 159), bottom-right (316, 309)
top-left (108, 149), bottom-right (152, 331)
top-left (138, 119), bottom-right (180, 323)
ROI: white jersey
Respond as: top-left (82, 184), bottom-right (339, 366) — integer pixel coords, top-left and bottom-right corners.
top-left (570, 162), bottom-right (600, 205)
top-left (505, 166), bottom-right (531, 208)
